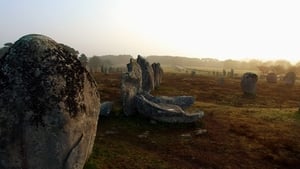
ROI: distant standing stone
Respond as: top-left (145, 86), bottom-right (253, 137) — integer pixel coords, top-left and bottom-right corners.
top-left (137, 55), bottom-right (155, 92)
top-left (266, 72), bottom-right (277, 83)
top-left (283, 72), bottom-right (296, 86)
top-left (0, 34), bottom-right (100, 169)
top-left (241, 72), bottom-right (258, 95)
top-left (151, 63), bottom-right (163, 88)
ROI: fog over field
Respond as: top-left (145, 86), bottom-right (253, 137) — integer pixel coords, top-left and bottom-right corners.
top-left (1, 0), bottom-right (300, 63)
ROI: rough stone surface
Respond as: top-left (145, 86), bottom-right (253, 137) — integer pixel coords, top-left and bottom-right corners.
top-left (151, 63), bottom-right (163, 88)
top-left (143, 93), bottom-right (194, 109)
top-left (283, 72), bottom-right (296, 86)
top-left (135, 95), bottom-right (203, 123)
top-left (121, 58), bottom-right (142, 116)
top-left (100, 101), bottom-right (113, 117)
top-left (241, 72), bottom-right (258, 95)
top-left (0, 34), bottom-right (100, 169)
top-left (266, 72), bottom-right (277, 83)
top-left (137, 55), bottom-right (155, 92)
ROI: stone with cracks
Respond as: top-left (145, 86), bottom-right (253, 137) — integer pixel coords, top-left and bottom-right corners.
top-left (241, 72), bottom-right (258, 95)
top-left (137, 55), bottom-right (155, 92)
top-left (0, 34), bottom-right (100, 169)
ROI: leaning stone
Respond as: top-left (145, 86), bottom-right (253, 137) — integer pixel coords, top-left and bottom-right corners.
top-left (0, 34), bottom-right (100, 169)
top-left (100, 101), bottom-right (113, 117)
top-left (241, 72), bottom-right (258, 95)
top-left (135, 95), bottom-right (203, 123)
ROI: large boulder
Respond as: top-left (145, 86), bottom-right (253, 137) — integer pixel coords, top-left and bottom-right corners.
top-left (283, 72), bottom-right (296, 86)
top-left (241, 72), bottom-right (258, 95)
top-left (137, 55), bottom-right (155, 92)
top-left (121, 58), bottom-right (142, 116)
top-left (151, 63), bottom-right (163, 88)
top-left (0, 34), bottom-right (100, 169)
top-left (135, 95), bottom-right (203, 123)
top-left (266, 72), bottom-right (277, 83)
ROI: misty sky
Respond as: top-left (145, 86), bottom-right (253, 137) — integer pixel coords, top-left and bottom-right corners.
top-left (1, 0), bottom-right (300, 63)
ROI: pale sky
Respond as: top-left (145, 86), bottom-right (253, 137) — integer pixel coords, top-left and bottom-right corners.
top-left (1, 0), bottom-right (300, 63)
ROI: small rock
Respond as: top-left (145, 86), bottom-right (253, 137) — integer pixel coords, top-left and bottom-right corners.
top-left (195, 129), bottom-right (207, 135)
top-left (105, 130), bottom-right (118, 135)
top-left (181, 133), bottom-right (192, 137)
top-left (100, 101), bottom-right (113, 117)
top-left (138, 131), bottom-right (150, 138)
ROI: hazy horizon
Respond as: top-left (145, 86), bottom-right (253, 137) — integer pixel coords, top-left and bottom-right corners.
top-left (1, 0), bottom-right (300, 63)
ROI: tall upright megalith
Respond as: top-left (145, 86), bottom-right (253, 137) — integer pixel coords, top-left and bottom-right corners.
top-left (241, 72), bottom-right (258, 95)
top-left (137, 55), bottom-right (155, 92)
top-left (0, 34), bottom-right (100, 169)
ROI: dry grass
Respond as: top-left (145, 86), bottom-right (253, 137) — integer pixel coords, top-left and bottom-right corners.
top-left (85, 72), bottom-right (300, 169)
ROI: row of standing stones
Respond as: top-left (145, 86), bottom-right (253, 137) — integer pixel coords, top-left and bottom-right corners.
top-left (241, 71), bottom-right (297, 96)
top-left (121, 55), bottom-right (204, 123)
top-left (0, 34), bottom-right (100, 169)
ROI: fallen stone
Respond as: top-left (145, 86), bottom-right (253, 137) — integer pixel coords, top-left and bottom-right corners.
top-left (194, 129), bottom-right (207, 136)
top-left (143, 93), bottom-right (195, 109)
top-left (0, 34), bottom-right (100, 169)
top-left (135, 95), bottom-right (203, 123)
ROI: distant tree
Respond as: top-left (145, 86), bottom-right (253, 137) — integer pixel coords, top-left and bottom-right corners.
top-left (88, 56), bottom-right (102, 72)
top-left (257, 65), bottom-right (270, 75)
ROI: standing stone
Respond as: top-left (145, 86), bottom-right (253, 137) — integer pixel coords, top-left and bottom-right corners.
top-left (283, 72), bottom-right (296, 86)
top-left (151, 63), bottom-right (163, 88)
top-left (241, 72), bottom-right (258, 95)
top-left (137, 55), bottom-right (155, 92)
top-left (121, 58), bottom-right (142, 116)
top-left (266, 72), bottom-right (277, 83)
top-left (0, 34), bottom-right (100, 169)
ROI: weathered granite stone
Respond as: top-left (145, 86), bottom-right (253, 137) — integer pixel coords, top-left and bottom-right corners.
top-left (100, 101), bottom-right (113, 117)
top-left (241, 72), bottom-right (258, 95)
top-left (151, 63), bottom-right (163, 88)
top-left (266, 72), bottom-right (277, 83)
top-left (135, 95), bottom-right (203, 123)
top-left (143, 93), bottom-right (194, 109)
top-left (283, 72), bottom-right (296, 86)
top-left (0, 34), bottom-right (100, 169)
top-left (121, 58), bottom-right (142, 116)
top-left (137, 55), bottom-right (155, 92)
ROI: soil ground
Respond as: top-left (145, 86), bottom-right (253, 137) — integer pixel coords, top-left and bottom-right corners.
top-left (84, 72), bottom-right (300, 169)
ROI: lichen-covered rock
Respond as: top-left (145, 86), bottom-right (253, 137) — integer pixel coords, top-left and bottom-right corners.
top-left (151, 63), bottom-right (163, 88)
top-left (283, 72), bottom-right (296, 86)
top-left (137, 55), bottom-right (155, 92)
top-left (241, 72), bottom-right (258, 95)
top-left (266, 72), bottom-right (277, 83)
top-left (0, 34), bottom-right (100, 169)
top-left (121, 58), bottom-right (142, 116)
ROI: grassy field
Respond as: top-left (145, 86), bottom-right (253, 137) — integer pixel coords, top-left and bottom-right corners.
top-left (85, 72), bottom-right (300, 169)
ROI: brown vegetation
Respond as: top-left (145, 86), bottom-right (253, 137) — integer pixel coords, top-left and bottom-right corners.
top-left (85, 72), bottom-right (300, 169)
